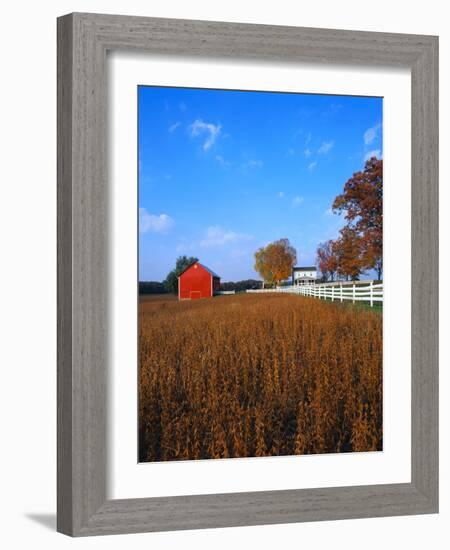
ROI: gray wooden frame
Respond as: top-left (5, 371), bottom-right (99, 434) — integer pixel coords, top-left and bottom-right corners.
top-left (57, 12), bottom-right (438, 537)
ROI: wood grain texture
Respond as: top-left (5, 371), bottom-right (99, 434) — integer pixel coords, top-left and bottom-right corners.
top-left (410, 36), bottom-right (439, 507)
top-left (57, 13), bottom-right (74, 535)
top-left (57, 12), bottom-right (439, 536)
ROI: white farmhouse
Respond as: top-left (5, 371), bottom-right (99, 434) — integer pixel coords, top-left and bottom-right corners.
top-left (292, 266), bottom-right (318, 286)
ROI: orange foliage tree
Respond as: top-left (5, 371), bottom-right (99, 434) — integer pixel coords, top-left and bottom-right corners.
top-left (254, 238), bottom-right (297, 287)
top-left (332, 157), bottom-right (383, 279)
top-left (332, 227), bottom-right (364, 281)
top-left (316, 240), bottom-right (338, 282)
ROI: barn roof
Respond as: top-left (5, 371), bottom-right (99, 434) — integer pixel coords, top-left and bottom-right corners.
top-left (198, 263), bottom-right (220, 278)
top-left (177, 261), bottom-right (220, 278)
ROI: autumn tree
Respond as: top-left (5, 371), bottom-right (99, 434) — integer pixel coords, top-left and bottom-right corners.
top-left (333, 227), bottom-right (364, 281)
top-left (333, 157), bottom-right (383, 279)
top-left (316, 240), bottom-right (338, 282)
top-left (254, 238), bottom-right (297, 287)
top-left (164, 255), bottom-right (199, 294)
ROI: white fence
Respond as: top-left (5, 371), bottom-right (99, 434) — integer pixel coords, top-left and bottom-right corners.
top-left (247, 281), bottom-right (383, 307)
top-left (215, 290), bottom-right (236, 295)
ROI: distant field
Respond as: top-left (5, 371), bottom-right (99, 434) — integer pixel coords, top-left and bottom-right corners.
top-left (139, 293), bottom-right (176, 303)
top-left (139, 293), bottom-right (382, 462)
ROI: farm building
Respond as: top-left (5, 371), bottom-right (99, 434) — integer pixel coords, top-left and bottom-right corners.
top-left (178, 261), bottom-right (221, 300)
top-left (292, 266), bottom-right (318, 286)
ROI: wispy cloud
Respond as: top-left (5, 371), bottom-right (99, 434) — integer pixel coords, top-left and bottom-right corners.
top-left (325, 207), bottom-right (334, 216)
top-left (292, 195), bottom-right (304, 207)
top-left (215, 155), bottom-right (231, 167)
top-left (139, 208), bottom-right (174, 234)
top-left (304, 148), bottom-right (312, 158)
top-left (277, 191), bottom-right (284, 198)
top-left (318, 141), bottom-right (334, 154)
top-left (364, 123), bottom-right (381, 145)
top-left (243, 159), bottom-right (264, 169)
top-left (190, 119), bottom-right (222, 151)
top-left (321, 103), bottom-right (342, 117)
top-left (364, 149), bottom-right (381, 162)
top-left (308, 161), bottom-right (317, 171)
top-left (168, 121), bottom-right (181, 133)
top-left (200, 226), bottom-right (252, 247)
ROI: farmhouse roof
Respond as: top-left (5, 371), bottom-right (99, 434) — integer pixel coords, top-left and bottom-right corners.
top-left (293, 266), bottom-right (317, 272)
top-left (177, 261), bottom-right (220, 278)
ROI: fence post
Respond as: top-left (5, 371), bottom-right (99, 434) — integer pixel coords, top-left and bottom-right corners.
top-left (353, 284), bottom-right (355, 304)
top-left (331, 285), bottom-right (334, 302)
top-left (340, 283), bottom-right (343, 302)
top-left (370, 280), bottom-right (373, 307)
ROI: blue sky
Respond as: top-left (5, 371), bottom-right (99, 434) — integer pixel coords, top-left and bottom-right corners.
top-left (139, 86), bottom-right (382, 282)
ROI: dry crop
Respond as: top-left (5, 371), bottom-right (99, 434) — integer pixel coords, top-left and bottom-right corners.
top-left (139, 293), bottom-right (382, 461)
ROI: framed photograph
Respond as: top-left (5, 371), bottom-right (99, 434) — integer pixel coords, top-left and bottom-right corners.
top-left (57, 13), bottom-right (438, 536)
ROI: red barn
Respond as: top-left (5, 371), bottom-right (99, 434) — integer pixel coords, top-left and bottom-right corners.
top-left (178, 261), bottom-right (221, 300)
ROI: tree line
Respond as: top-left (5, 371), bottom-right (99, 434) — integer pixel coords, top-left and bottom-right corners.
top-left (220, 279), bottom-right (262, 292)
top-left (139, 281), bottom-right (167, 294)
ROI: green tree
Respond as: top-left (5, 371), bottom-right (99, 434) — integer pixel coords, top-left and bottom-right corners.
top-left (164, 255), bottom-right (199, 294)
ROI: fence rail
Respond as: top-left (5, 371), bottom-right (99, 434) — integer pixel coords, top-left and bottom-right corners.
top-left (246, 281), bottom-right (383, 307)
